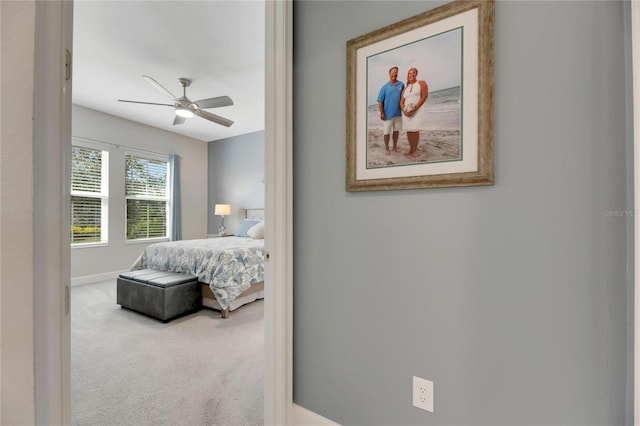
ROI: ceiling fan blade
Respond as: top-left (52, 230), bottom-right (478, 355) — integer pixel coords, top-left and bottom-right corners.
top-left (118, 99), bottom-right (174, 107)
top-left (142, 76), bottom-right (178, 101)
top-left (194, 96), bottom-right (234, 109)
top-left (193, 109), bottom-right (234, 127)
top-left (172, 115), bottom-right (186, 126)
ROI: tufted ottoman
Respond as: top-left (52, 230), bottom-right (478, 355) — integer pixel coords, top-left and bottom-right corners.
top-left (117, 269), bottom-right (201, 322)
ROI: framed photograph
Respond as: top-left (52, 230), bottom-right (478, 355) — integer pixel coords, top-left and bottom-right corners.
top-left (346, 0), bottom-right (494, 191)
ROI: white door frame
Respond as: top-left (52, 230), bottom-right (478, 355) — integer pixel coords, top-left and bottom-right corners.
top-left (33, 1), bottom-right (73, 423)
top-left (264, 1), bottom-right (294, 425)
top-left (33, 1), bottom-right (294, 424)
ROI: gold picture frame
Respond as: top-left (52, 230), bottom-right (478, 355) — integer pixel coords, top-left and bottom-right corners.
top-left (346, 0), bottom-right (494, 191)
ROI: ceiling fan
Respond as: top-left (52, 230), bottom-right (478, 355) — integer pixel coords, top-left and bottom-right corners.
top-left (118, 76), bottom-right (234, 127)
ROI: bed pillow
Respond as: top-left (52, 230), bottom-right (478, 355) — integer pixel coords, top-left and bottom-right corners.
top-left (234, 219), bottom-right (262, 237)
top-left (247, 221), bottom-right (264, 239)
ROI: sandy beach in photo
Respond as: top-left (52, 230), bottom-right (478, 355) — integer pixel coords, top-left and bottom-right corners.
top-left (366, 86), bottom-right (461, 168)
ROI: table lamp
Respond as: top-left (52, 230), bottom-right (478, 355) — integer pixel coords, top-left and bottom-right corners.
top-left (214, 204), bottom-right (231, 236)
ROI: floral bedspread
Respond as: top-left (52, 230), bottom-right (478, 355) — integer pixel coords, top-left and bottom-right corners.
top-left (131, 237), bottom-right (265, 309)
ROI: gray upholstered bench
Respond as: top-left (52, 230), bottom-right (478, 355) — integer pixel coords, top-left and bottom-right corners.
top-left (117, 269), bottom-right (201, 322)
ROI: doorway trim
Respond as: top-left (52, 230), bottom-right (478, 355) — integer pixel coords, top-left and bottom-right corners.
top-left (33, 1), bottom-right (73, 423)
top-left (264, 1), bottom-right (293, 425)
top-left (33, 1), bottom-right (294, 424)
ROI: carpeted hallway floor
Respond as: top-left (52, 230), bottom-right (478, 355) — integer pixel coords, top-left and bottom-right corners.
top-left (71, 280), bottom-right (264, 426)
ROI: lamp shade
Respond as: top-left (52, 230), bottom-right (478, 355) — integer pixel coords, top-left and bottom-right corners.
top-left (214, 204), bottom-right (231, 216)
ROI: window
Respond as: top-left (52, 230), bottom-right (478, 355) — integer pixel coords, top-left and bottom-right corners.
top-left (125, 153), bottom-right (170, 240)
top-left (71, 145), bottom-right (109, 245)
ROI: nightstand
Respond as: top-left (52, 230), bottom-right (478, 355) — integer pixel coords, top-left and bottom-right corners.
top-left (207, 234), bottom-right (233, 238)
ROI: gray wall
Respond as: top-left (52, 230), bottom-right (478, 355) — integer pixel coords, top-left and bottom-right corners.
top-left (207, 130), bottom-right (265, 234)
top-left (293, 1), bottom-right (630, 425)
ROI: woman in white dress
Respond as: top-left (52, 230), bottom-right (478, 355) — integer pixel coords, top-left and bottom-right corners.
top-left (400, 67), bottom-right (429, 158)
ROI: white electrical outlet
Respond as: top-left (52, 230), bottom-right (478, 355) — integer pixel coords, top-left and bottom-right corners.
top-left (413, 376), bottom-right (434, 412)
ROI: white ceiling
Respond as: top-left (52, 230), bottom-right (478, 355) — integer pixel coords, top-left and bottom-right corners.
top-left (72, 0), bottom-right (265, 142)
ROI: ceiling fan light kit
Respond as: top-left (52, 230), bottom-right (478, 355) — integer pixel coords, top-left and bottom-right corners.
top-left (117, 76), bottom-right (234, 127)
top-left (175, 107), bottom-right (194, 118)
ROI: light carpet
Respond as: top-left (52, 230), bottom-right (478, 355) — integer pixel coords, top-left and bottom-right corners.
top-left (71, 280), bottom-right (264, 426)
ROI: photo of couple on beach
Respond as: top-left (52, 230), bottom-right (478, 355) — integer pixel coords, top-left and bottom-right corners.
top-left (366, 27), bottom-right (462, 170)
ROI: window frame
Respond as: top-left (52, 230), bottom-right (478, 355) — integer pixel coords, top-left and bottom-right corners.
top-left (70, 140), bottom-right (109, 247)
top-left (124, 151), bottom-right (172, 242)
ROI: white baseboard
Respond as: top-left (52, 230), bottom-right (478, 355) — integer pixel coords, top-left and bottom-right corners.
top-left (71, 270), bottom-right (126, 286)
top-left (292, 404), bottom-right (340, 426)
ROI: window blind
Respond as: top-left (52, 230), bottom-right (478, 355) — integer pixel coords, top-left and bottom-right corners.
top-left (125, 154), bottom-right (169, 240)
top-left (71, 196), bottom-right (102, 243)
top-left (71, 145), bottom-right (108, 244)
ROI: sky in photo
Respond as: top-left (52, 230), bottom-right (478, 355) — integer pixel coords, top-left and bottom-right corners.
top-left (367, 27), bottom-right (462, 106)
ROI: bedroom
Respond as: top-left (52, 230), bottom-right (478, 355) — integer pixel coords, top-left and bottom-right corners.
top-left (70, 1), bottom-right (266, 424)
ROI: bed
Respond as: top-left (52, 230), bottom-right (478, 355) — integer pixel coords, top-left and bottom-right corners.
top-left (129, 208), bottom-right (265, 318)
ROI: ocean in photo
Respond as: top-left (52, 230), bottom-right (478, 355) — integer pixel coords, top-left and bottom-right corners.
top-left (367, 85), bottom-right (461, 131)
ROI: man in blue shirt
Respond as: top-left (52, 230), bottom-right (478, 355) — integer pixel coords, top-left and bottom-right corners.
top-left (377, 67), bottom-right (404, 154)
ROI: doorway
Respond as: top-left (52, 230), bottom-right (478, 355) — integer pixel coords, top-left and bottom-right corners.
top-left (33, 1), bottom-right (292, 424)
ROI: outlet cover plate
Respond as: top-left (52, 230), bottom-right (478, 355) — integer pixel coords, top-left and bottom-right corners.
top-left (413, 376), bottom-right (434, 412)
